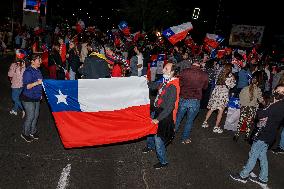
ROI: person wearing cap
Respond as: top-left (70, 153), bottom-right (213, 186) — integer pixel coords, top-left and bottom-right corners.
top-left (20, 54), bottom-right (43, 142)
top-left (175, 60), bottom-right (208, 144)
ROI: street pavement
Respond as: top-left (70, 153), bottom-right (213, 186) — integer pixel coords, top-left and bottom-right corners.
top-left (0, 54), bottom-right (283, 189)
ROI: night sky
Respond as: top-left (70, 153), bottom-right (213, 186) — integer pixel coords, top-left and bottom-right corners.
top-left (0, 0), bottom-right (281, 30)
top-left (0, 0), bottom-right (283, 48)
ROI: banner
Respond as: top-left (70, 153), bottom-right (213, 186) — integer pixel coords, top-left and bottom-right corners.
top-left (229, 25), bottom-right (265, 47)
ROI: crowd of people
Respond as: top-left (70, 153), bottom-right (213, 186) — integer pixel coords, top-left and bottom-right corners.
top-left (4, 22), bottom-right (284, 186)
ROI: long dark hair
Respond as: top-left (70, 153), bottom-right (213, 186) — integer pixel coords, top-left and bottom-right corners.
top-left (216, 63), bottom-right (232, 85)
top-left (249, 74), bottom-right (261, 101)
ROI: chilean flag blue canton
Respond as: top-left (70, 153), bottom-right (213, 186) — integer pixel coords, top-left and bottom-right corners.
top-left (150, 60), bottom-right (157, 67)
top-left (118, 21), bottom-right (130, 35)
top-left (43, 80), bottom-right (81, 112)
top-left (210, 49), bottom-right (217, 59)
top-left (228, 97), bottom-right (240, 109)
top-left (157, 54), bottom-right (165, 61)
top-left (42, 78), bottom-right (157, 148)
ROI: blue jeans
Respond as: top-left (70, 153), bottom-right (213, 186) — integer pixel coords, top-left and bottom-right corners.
top-left (280, 128), bottom-right (284, 150)
top-left (147, 135), bottom-right (168, 164)
top-left (175, 98), bottom-right (200, 141)
top-left (22, 101), bottom-right (40, 136)
top-left (240, 140), bottom-right (269, 182)
top-left (69, 68), bottom-right (76, 80)
top-left (11, 88), bottom-right (23, 111)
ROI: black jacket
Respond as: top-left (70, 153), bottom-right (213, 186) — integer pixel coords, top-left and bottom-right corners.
top-left (256, 100), bottom-right (284, 145)
top-left (68, 49), bottom-right (80, 72)
top-left (78, 55), bottom-right (110, 79)
top-left (149, 81), bottom-right (177, 143)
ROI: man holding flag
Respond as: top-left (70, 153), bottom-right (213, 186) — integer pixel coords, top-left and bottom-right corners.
top-left (143, 62), bottom-right (180, 169)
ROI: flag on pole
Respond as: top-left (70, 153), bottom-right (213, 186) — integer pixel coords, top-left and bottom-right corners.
top-left (118, 21), bottom-right (131, 36)
top-left (34, 26), bottom-right (44, 35)
top-left (162, 22), bottom-right (193, 45)
top-left (76, 20), bottom-right (85, 33)
top-left (203, 33), bottom-right (224, 52)
top-left (16, 49), bottom-right (27, 59)
top-left (42, 77), bottom-right (157, 148)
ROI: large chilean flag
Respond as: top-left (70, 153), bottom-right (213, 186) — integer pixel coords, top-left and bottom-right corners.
top-left (42, 77), bottom-right (157, 148)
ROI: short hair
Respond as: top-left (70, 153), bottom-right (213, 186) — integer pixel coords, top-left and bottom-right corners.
top-left (275, 84), bottom-right (284, 91)
top-left (104, 44), bottom-right (113, 51)
top-left (166, 62), bottom-right (180, 76)
top-left (31, 54), bottom-right (41, 61)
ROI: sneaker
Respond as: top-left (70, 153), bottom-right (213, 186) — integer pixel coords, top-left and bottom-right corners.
top-left (21, 134), bottom-right (33, 143)
top-left (230, 173), bottom-right (248, 184)
top-left (153, 162), bottom-right (168, 169)
top-left (142, 147), bottom-right (153, 154)
top-left (217, 128), bottom-right (223, 134)
top-left (201, 121), bottom-right (209, 128)
top-left (213, 127), bottom-right (223, 134)
top-left (249, 176), bottom-right (267, 186)
top-left (30, 132), bottom-right (39, 140)
top-left (181, 139), bottom-right (192, 144)
top-left (9, 110), bottom-right (17, 116)
top-left (272, 147), bottom-right (284, 154)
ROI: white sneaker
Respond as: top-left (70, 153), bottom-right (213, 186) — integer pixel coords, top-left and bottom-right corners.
top-left (9, 110), bottom-right (17, 116)
top-left (202, 122), bottom-right (209, 128)
top-left (213, 127), bottom-right (223, 134)
top-left (216, 128), bottom-right (223, 134)
top-left (213, 127), bottom-right (219, 133)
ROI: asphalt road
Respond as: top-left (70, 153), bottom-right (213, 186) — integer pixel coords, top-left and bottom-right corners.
top-left (0, 54), bottom-right (283, 189)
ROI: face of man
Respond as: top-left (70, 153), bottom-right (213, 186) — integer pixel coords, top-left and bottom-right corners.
top-left (183, 53), bottom-right (188, 60)
top-left (163, 63), bottom-right (173, 77)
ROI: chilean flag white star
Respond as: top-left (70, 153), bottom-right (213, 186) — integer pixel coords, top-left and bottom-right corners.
top-left (55, 90), bottom-right (68, 105)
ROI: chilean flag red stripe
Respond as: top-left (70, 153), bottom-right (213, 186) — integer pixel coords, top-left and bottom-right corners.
top-left (52, 104), bottom-right (156, 148)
